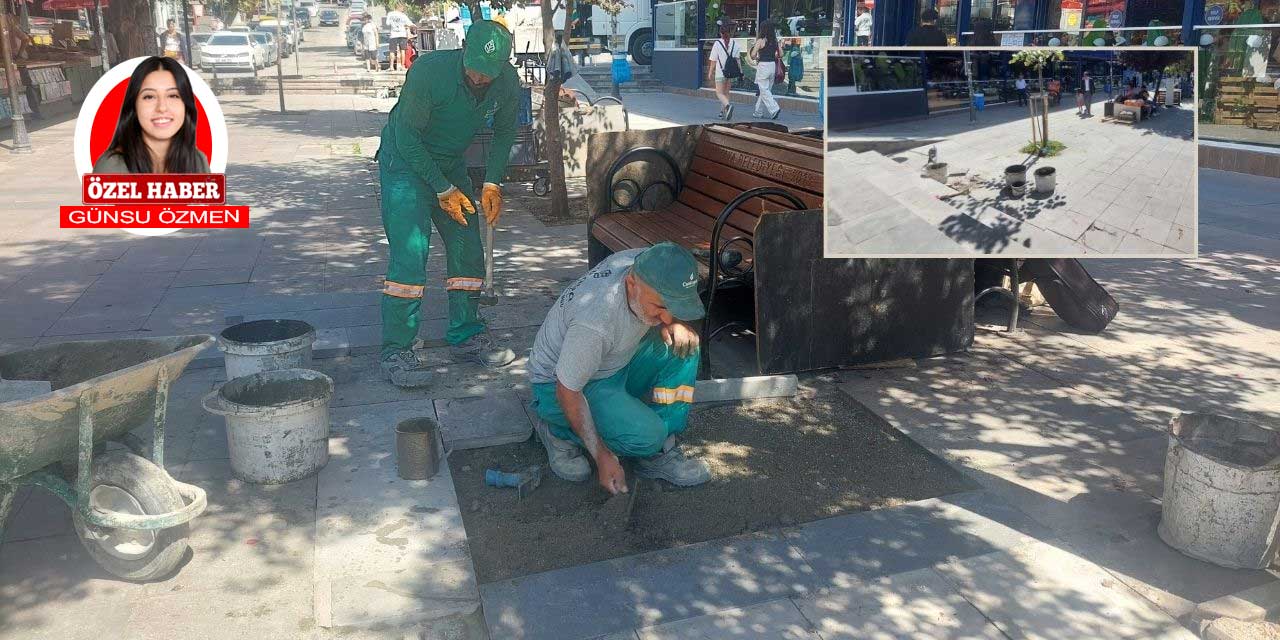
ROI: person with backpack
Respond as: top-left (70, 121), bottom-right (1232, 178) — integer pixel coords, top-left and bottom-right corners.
top-left (707, 18), bottom-right (742, 120)
top-left (750, 21), bottom-right (783, 120)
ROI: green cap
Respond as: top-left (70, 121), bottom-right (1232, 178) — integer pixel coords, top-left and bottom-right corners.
top-left (632, 243), bottom-right (705, 321)
top-left (462, 20), bottom-right (513, 79)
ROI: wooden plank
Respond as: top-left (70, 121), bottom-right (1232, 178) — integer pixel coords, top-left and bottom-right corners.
top-left (676, 189), bottom-right (765, 236)
top-left (591, 215), bottom-right (651, 250)
top-left (590, 221), bottom-right (632, 253)
top-left (705, 125), bottom-right (825, 159)
top-left (700, 129), bottom-right (825, 174)
top-left (695, 142), bottom-right (824, 194)
top-left (724, 125), bottom-right (824, 150)
top-left (689, 156), bottom-right (824, 207)
top-left (684, 170), bottom-right (821, 214)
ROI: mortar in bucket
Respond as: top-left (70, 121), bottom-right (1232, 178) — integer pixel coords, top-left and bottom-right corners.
top-left (1158, 411), bottom-right (1280, 570)
top-left (202, 368), bottom-right (334, 484)
top-left (217, 319), bottom-right (316, 380)
top-left (395, 417), bottom-right (442, 480)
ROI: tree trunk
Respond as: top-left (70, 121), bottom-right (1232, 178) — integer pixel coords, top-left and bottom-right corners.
top-left (541, 0), bottom-right (571, 219)
top-left (107, 0), bottom-right (157, 60)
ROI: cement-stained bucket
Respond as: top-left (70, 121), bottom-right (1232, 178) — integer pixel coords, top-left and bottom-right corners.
top-left (202, 368), bottom-right (333, 484)
top-left (217, 319), bottom-right (316, 380)
top-left (1158, 412), bottom-right (1280, 569)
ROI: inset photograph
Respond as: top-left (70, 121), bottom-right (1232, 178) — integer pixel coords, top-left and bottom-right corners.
top-left (825, 48), bottom-right (1197, 257)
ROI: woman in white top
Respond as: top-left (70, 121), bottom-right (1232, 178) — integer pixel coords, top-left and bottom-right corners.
top-left (749, 20), bottom-right (782, 119)
top-left (707, 19), bottom-right (737, 120)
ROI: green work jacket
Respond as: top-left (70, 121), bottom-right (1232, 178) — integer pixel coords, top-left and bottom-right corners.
top-left (382, 49), bottom-right (519, 193)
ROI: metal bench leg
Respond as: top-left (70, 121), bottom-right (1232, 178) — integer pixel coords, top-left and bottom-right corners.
top-left (975, 258), bottom-right (1020, 333)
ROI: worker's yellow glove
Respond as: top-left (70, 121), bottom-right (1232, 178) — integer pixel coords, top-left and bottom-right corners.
top-left (481, 183), bottom-right (503, 227)
top-left (437, 186), bottom-right (475, 227)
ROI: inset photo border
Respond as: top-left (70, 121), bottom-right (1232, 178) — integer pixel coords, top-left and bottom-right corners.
top-left (823, 46), bottom-right (1199, 258)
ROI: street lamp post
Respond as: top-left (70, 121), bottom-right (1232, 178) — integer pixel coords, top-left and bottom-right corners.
top-left (964, 49), bottom-right (975, 122)
top-left (275, 0), bottom-right (286, 113)
top-left (0, 3), bottom-right (33, 153)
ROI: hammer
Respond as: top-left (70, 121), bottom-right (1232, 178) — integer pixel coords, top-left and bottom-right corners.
top-left (480, 214), bottom-right (501, 306)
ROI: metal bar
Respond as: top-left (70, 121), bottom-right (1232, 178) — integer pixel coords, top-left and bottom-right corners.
top-left (76, 391), bottom-right (95, 520)
top-left (701, 186), bottom-right (807, 374)
top-left (0, 483), bottom-right (15, 542)
top-left (152, 364), bottom-right (169, 468)
top-left (1007, 258), bottom-right (1020, 332)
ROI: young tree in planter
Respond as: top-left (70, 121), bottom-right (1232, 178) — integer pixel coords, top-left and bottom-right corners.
top-left (1010, 49), bottom-right (1064, 154)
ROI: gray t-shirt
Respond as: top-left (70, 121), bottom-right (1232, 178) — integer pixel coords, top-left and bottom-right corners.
top-left (528, 249), bottom-right (651, 391)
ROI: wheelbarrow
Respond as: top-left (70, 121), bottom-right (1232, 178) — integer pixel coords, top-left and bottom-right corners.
top-left (0, 335), bottom-right (213, 582)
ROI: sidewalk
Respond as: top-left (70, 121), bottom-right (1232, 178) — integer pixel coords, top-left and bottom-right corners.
top-left (828, 97), bottom-right (1197, 256)
top-left (1, 42), bottom-right (1277, 640)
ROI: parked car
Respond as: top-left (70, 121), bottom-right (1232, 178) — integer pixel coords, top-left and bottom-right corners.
top-left (292, 7), bottom-right (312, 27)
top-left (190, 32), bottom-right (214, 69)
top-left (298, 0), bottom-right (318, 18)
top-left (200, 31), bottom-right (263, 73)
top-left (255, 21), bottom-right (297, 55)
top-left (319, 9), bottom-right (340, 26)
top-left (226, 25), bottom-right (251, 32)
top-left (248, 30), bottom-right (278, 65)
top-left (345, 21), bottom-right (363, 49)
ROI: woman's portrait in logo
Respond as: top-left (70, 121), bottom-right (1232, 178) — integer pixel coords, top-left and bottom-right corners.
top-left (93, 56), bottom-right (210, 174)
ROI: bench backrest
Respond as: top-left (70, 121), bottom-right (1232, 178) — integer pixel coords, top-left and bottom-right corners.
top-left (671, 125), bottom-right (824, 244)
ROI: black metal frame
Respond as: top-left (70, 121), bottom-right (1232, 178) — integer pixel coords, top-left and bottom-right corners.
top-left (700, 187), bottom-right (806, 373)
top-left (974, 258), bottom-right (1021, 332)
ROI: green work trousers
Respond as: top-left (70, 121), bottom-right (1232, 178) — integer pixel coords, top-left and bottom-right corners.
top-left (379, 136), bottom-right (485, 359)
top-left (530, 331), bottom-right (699, 458)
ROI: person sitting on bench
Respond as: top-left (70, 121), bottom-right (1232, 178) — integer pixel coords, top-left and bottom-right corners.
top-left (526, 243), bottom-right (713, 494)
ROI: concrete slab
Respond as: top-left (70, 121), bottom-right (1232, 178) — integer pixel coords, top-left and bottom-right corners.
top-left (637, 599), bottom-right (820, 640)
top-left (794, 567), bottom-right (1006, 639)
top-left (315, 403), bottom-right (479, 631)
top-left (935, 540), bottom-right (1199, 640)
top-left (434, 392), bottom-right (534, 450)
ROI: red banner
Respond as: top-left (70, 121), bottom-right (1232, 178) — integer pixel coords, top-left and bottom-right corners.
top-left (60, 206), bottom-right (250, 229)
top-left (83, 174), bottom-right (226, 205)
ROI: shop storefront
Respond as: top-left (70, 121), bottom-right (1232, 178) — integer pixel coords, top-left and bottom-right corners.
top-left (860, 0), bottom-right (1278, 147)
top-left (828, 49), bottom-right (1127, 129)
top-left (651, 0), bottom-right (835, 99)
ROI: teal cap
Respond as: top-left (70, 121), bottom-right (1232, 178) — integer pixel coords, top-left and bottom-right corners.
top-left (632, 243), bottom-right (704, 321)
top-left (462, 20), bottom-right (513, 79)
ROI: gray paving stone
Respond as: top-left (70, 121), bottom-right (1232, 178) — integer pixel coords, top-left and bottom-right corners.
top-left (935, 540), bottom-right (1199, 640)
top-left (638, 599), bottom-right (819, 640)
top-left (434, 391), bottom-right (533, 450)
top-left (171, 267), bottom-right (254, 288)
top-left (482, 531), bottom-right (816, 640)
top-left (242, 304), bottom-right (378, 330)
top-left (794, 568), bottom-right (1006, 639)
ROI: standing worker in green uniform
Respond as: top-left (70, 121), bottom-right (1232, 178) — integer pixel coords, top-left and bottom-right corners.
top-left (377, 20), bottom-right (521, 387)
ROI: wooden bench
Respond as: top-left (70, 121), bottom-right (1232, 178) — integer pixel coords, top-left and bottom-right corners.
top-left (587, 124), bottom-right (974, 374)
top-left (568, 36), bottom-right (602, 57)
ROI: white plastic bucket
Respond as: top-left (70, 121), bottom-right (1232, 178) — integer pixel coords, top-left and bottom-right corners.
top-left (217, 319), bottom-right (316, 380)
top-left (202, 368), bottom-right (333, 484)
top-left (1158, 412), bottom-right (1280, 570)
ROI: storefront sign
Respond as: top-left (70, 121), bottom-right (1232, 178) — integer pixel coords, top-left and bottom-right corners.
top-left (1000, 32), bottom-right (1024, 47)
top-left (1108, 10), bottom-right (1125, 28)
top-left (1205, 4), bottom-right (1225, 25)
top-left (1060, 0), bottom-right (1084, 32)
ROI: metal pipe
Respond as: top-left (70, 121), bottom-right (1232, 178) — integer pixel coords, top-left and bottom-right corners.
top-left (0, 0), bottom-right (31, 153)
top-left (275, 0), bottom-right (285, 113)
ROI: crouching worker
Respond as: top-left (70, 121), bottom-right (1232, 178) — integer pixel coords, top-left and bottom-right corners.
top-left (527, 243), bottom-right (713, 494)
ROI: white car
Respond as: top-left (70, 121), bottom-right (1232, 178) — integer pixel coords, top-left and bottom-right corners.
top-left (200, 32), bottom-right (263, 72)
top-left (248, 30), bottom-right (278, 65)
top-left (299, 0), bottom-right (318, 18)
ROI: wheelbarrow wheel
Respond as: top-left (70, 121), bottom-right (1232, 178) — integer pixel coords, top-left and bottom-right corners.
top-left (71, 451), bottom-right (190, 582)
top-left (532, 176), bottom-right (551, 197)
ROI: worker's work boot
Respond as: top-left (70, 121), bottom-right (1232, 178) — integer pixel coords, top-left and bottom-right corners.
top-left (381, 350), bottom-right (433, 388)
top-left (635, 435), bottom-right (712, 487)
top-left (532, 417), bottom-right (591, 482)
top-left (450, 332), bottom-right (516, 368)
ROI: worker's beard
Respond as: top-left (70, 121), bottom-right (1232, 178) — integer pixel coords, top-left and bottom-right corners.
top-left (628, 290), bottom-right (661, 327)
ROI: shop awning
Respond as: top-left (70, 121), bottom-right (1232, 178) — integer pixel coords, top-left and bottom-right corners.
top-left (41, 0), bottom-right (109, 10)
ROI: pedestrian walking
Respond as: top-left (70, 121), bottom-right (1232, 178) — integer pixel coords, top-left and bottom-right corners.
top-left (854, 5), bottom-right (872, 46)
top-left (376, 20), bottom-right (520, 387)
top-left (1016, 75), bottom-right (1028, 107)
top-left (1082, 70), bottom-right (1094, 115)
top-left (361, 14), bottom-right (379, 72)
top-left (159, 20), bottom-right (184, 64)
top-left (750, 21), bottom-right (782, 120)
top-left (707, 19), bottom-right (740, 120)
top-left (385, 7), bottom-right (413, 71)
top-left (784, 38), bottom-right (803, 96)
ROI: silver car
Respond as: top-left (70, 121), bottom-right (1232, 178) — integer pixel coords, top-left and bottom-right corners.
top-left (200, 31), bottom-right (264, 73)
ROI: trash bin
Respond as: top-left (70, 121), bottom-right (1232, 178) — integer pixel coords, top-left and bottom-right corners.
top-left (973, 92), bottom-right (986, 110)
top-left (1158, 412), bottom-right (1280, 570)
